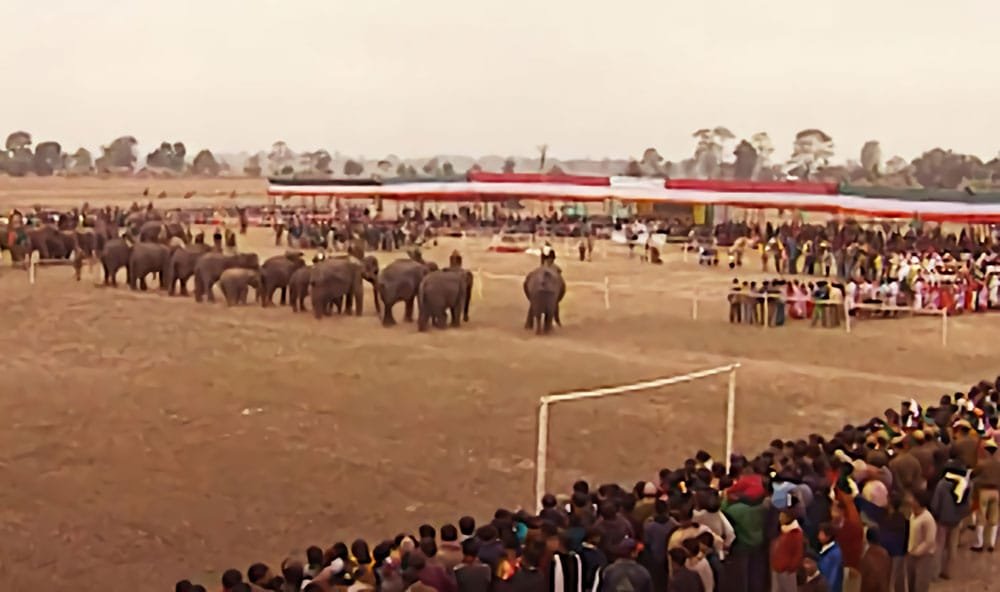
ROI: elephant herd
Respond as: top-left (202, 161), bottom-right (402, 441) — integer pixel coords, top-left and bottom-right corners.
top-left (3, 212), bottom-right (569, 333)
top-left (88, 233), bottom-right (567, 333)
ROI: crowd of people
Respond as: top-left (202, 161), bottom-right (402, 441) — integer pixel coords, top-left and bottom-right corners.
top-left (177, 376), bottom-right (1000, 592)
top-left (714, 219), bottom-right (1000, 322)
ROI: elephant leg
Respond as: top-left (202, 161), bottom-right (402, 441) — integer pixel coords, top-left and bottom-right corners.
top-left (450, 302), bottom-right (462, 327)
top-left (205, 278), bottom-right (217, 303)
top-left (179, 276), bottom-right (189, 297)
top-left (311, 291), bottom-right (324, 319)
top-left (102, 261), bottom-right (111, 285)
top-left (279, 286), bottom-right (287, 306)
top-left (139, 273), bottom-right (149, 291)
top-left (417, 302), bottom-right (431, 332)
top-left (463, 283), bottom-right (472, 322)
top-left (404, 297), bottom-right (415, 322)
top-left (554, 304), bottom-right (562, 327)
top-left (382, 299), bottom-right (396, 326)
top-left (128, 262), bottom-right (138, 290)
top-left (544, 309), bottom-right (554, 334)
top-left (353, 287), bottom-right (363, 316)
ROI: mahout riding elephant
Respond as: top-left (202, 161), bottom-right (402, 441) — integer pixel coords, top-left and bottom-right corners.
top-left (377, 258), bottom-right (430, 326)
top-left (218, 268), bottom-right (262, 306)
top-left (445, 250), bottom-right (473, 322)
top-left (128, 242), bottom-right (171, 291)
top-left (259, 251), bottom-right (306, 306)
top-left (165, 243), bottom-right (212, 296)
top-left (523, 264), bottom-right (566, 334)
top-left (310, 258), bottom-right (364, 319)
top-left (287, 265), bottom-right (312, 312)
top-left (193, 252), bottom-right (260, 303)
top-left (99, 237), bottom-right (133, 286)
top-left (417, 269), bottom-right (468, 331)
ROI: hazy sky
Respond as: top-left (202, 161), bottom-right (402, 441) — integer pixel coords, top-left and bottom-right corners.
top-left (2, 0), bottom-right (998, 162)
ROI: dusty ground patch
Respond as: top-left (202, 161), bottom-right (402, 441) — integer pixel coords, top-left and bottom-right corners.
top-left (1, 190), bottom-right (998, 590)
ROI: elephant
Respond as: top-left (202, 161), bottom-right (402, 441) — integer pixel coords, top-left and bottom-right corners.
top-left (165, 243), bottom-right (212, 296)
top-left (287, 266), bottom-right (312, 312)
top-left (73, 228), bottom-right (99, 258)
top-left (193, 252), bottom-right (260, 303)
top-left (24, 225), bottom-right (65, 260)
top-left (99, 237), bottom-right (133, 286)
top-left (128, 242), bottom-right (172, 291)
top-left (523, 264), bottom-right (566, 334)
top-left (417, 270), bottom-right (468, 332)
top-left (309, 258), bottom-right (364, 319)
top-left (377, 258), bottom-right (430, 326)
top-left (218, 268), bottom-right (262, 306)
top-left (135, 220), bottom-right (188, 243)
top-left (259, 251), bottom-right (306, 306)
top-left (445, 251), bottom-right (474, 322)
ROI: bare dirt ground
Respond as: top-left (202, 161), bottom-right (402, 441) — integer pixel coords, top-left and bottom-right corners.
top-left (1, 179), bottom-right (998, 591)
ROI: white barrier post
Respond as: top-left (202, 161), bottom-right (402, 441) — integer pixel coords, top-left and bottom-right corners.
top-left (844, 299), bottom-right (851, 334)
top-left (941, 309), bottom-right (948, 347)
top-left (603, 276), bottom-right (611, 310)
top-left (692, 290), bottom-right (699, 320)
top-left (726, 365), bottom-right (737, 466)
top-left (534, 399), bottom-right (551, 512)
top-left (762, 294), bottom-right (768, 329)
top-left (28, 252), bottom-right (38, 285)
top-left (476, 268), bottom-right (484, 299)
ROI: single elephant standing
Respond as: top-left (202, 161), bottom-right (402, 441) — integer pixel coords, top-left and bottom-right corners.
top-left (193, 252), bottom-right (260, 303)
top-left (129, 242), bottom-right (171, 291)
top-left (417, 270), bottom-right (468, 331)
top-left (287, 265), bottom-right (312, 312)
top-left (165, 243), bottom-right (212, 296)
top-left (100, 237), bottom-right (133, 287)
top-left (309, 258), bottom-right (364, 319)
top-left (523, 264), bottom-right (566, 334)
top-left (218, 268), bottom-right (262, 306)
top-left (259, 251), bottom-right (306, 306)
top-left (445, 251), bottom-right (473, 322)
top-left (376, 258), bottom-right (429, 326)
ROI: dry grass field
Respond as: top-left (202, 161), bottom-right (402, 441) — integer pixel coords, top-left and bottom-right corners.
top-left (1, 178), bottom-right (997, 591)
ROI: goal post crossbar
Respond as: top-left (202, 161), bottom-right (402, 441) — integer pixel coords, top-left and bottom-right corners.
top-left (534, 363), bottom-right (739, 511)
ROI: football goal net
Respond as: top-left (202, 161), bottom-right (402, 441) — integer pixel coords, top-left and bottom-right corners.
top-left (534, 363), bottom-right (739, 510)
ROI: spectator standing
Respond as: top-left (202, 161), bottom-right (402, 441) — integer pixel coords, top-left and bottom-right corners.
top-left (454, 539), bottom-right (491, 592)
top-left (816, 524), bottom-right (843, 592)
top-left (798, 554), bottom-right (830, 592)
top-left (929, 460), bottom-right (971, 578)
top-left (858, 529), bottom-right (890, 592)
top-left (770, 510), bottom-right (804, 592)
top-left (683, 538), bottom-right (714, 592)
top-left (438, 525), bottom-right (464, 572)
top-left (971, 439), bottom-right (1000, 552)
top-left (904, 491), bottom-right (936, 592)
top-left (667, 547), bottom-right (704, 592)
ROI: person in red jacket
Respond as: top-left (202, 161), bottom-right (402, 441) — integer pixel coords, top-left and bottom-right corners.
top-left (832, 488), bottom-right (864, 592)
top-left (770, 510), bottom-right (804, 592)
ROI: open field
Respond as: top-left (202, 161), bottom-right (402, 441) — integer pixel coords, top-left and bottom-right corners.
top-left (1, 179), bottom-right (999, 591)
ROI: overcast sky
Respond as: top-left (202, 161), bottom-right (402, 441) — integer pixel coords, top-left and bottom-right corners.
top-left (2, 0), bottom-right (998, 162)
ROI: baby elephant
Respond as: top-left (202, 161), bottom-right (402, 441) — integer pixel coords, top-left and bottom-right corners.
top-left (218, 268), bottom-right (262, 306)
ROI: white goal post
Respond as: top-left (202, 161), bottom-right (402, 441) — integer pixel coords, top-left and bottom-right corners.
top-left (534, 363), bottom-right (740, 511)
